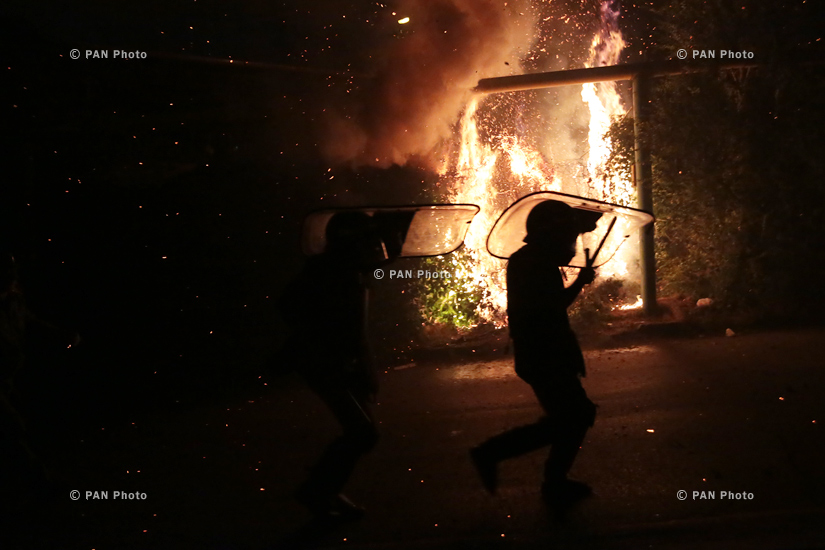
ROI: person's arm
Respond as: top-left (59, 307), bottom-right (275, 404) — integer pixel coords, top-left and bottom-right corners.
top-left (560, 266), bottom-right (596, 309)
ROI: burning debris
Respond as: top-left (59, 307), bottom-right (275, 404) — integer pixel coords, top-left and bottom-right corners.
top-left (440, 1), bottom-right (642, 322)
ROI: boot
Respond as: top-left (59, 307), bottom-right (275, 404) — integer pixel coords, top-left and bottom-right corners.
top-left (469, 446), bottom-right (498, 494)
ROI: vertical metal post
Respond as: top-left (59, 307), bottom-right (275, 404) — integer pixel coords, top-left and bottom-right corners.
top-left (632, 73), bottom-right (657, 315)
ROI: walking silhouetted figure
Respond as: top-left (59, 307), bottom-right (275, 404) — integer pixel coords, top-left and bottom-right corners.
top-left (280, 212), bottom-right (389, 523)
top-left (471, 200), bottom-right (599, 509)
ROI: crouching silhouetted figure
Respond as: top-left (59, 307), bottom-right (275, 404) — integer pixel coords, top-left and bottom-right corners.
top-left (280, 212), bottom-right (389, 523)
top-left (471, 200), bottom-right (598, 509)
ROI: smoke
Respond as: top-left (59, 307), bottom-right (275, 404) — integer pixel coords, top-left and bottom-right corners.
top-left (320, 0), bottom-right (535, 169)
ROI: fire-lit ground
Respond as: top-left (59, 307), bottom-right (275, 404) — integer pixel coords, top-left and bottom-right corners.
top-left (15, 327), bottom-right (825, 549)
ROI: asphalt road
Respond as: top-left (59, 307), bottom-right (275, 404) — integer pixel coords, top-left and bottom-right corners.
top-left (15, 327), bottom-right (825, 549)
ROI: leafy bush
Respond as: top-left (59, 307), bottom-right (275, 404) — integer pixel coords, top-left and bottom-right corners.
top-left (569, 277), bottom-right (626, 326)
top-left (411, 250), bottom-right (490, 328)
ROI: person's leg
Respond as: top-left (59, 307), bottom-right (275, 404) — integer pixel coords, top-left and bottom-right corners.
top-left (533, 379), bottom-right (596, 500)
top-left (297, 384), bottom-right (378, 517)
top-left (474, 417), bottom-right (554, 460)
top-left (542, 420), bottom-right (589, 484)
top-left (470, 416), bottom-right (554, 493)
top-left (471, 342), bottom-right (593, 495)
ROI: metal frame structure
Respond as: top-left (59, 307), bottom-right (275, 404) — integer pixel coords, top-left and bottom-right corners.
top-left (474, 59), bottom-right (758, 314)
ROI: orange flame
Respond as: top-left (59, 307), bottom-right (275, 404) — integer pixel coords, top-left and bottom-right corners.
top-left (443, 3), bottom-right (638, 322)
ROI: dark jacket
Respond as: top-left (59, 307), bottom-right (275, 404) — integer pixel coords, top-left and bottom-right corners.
top-left (506, 244), bottom-right (585, 381)
top-left (279, 253), bottom-right (375, 390)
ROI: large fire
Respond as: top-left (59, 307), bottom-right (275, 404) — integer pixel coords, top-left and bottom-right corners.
top-left (441, 1), bottom-right (637, 323)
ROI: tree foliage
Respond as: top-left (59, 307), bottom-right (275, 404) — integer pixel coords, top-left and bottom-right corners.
top-left (619, 0), bottom-right (825, 320)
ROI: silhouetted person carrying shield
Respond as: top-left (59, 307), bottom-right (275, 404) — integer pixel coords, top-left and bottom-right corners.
top-left (279, 212), bottom-right (391, 523)
top-left (471, 200), bottom-right (600, 508)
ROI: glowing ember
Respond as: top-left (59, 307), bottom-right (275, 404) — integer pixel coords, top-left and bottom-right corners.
top-left (617, 294), bottom-right (643, 311)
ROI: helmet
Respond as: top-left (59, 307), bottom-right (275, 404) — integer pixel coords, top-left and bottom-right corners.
top-left (525, 200), bottom-right (602, 241)
top-left (325, 211), bottom-right (374, 252)
top-left (525, 200), bottom-right (575, 238)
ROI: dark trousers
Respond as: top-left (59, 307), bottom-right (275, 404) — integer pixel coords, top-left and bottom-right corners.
top-left (479, 366), bottom-right (596, 483)
top-left (300, 381), bottom-right (379, 497)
